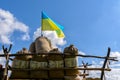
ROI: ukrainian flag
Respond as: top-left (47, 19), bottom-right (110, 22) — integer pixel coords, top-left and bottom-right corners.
top-left (41, 12), bottom-right (65, 38)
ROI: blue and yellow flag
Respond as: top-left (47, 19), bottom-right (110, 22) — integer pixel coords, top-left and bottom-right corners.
top-left (41, 12), bottom-right (65, 38)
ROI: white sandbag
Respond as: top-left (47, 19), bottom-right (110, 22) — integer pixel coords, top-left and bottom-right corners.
top-left (30, 61), bottom-right (47, 69)
top-left (35, 36), bottom-right (52, 53)
top-left (65, 58), bottom-right (78, 67)
top-left (49, 60), bottom-right (63, 68)
top-left (64, 45), bottom-right (78, 55)
top-left (12, 59), bottom-right (28, 69)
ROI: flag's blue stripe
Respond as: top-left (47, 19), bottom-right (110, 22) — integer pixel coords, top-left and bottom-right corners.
top-left (42, 11), bottom-right (49, 19)
top-left (55, 22), bottom-right (64, 30)
top-left (42, 11), bottom-right (64, 31)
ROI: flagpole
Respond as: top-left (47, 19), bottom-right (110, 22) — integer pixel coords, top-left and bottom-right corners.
top-left (41, 25), bottom-right (43, 37)
top-left (41, 11), bottom-right (43, 37)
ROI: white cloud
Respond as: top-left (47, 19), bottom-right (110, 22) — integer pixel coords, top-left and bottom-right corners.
top-left (0, 50), bottom-right (6, 67)
top-left (33, 27), bottom-right (66, 48)
top-left (33, 28), bottom-right (41, 40)
top-left (87, 51), bottom-right (120, 80)
top-left (79, 51), bottom-right (86, 55)
top-left (105, 68), bottom-right (120, 80)
top-left (0, 8), bottom-right (30, 44)
top-left (110, 52), bottom-right (120, 61)
top-left (78, 51), bottom-right (120, 80)
top-left (88, 68), bottom-right (120, 80)
top-left (21, 33), bottom-right (30, 41)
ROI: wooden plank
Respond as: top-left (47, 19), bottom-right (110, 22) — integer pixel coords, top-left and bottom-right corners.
top-left (100, 48), bottom-right (110, 80)
top-left (8, 67), bottom-right (111, 71)
top-left (80, 74), bottom-right (89, 76)
top-left (9, 74), bottom-right (89, 79)
top-left (2, 52), bottom-right (9, 80)
top-left (0, 53), bottom-right (117, 61)
top-left (2, 44), bottom-right (12, 80)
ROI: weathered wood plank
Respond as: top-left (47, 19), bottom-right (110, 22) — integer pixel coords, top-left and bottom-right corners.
top-left (0, 53), bottom-right (117, 61)
top-left (8, 67), bottom-right (111, 71)
top-left (100, 48), bottom-right (110, 80)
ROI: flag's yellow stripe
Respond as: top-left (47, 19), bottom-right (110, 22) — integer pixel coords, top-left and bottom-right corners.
top-left (42, 19), bottom-right (59, 31)
top-left (56, 29), bottom-right (65, 38)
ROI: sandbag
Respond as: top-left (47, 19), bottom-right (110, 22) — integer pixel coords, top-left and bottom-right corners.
top-left (49, 70), bottom-right (64, 78)
top-left (64, 45), bottom-right (80, 76)
top-left (30, 55), bottom-right (48, 79)
top-left (30, 54), bottom-right (48, 69)
top-left (49, 60), bottom-right (63, 68)
top-left (86, 78), bottom-right (100, 80)
top-left (65, 69), bottom-right (80, 76)
top-left (29, 42), bottom-right (36, 53)
top-left (48, 49), bottom-right (64, 78)
top-left (31, 55), bottom-right (47, 62)
top-left (49, 48), bottom-right (63, 68)
top-left (30, 71), bottom-right (48, 79)
top-left (64, 75), bottom-right (81, 80)
top-left (65, 58), bottom-right (78, 67)
top-left (12, 48), bottom-right (31, 69)
top-left (15, 48), bottom-right (32, 60)
top-left (12, 59), bottom-right (28, 69)
top-left (49, 58), bottom-right (64, 78)
top-left (35, 36), bottom-right (52, 53)
top-left (64, 44), bottom-right (78, 55)
top-left (10, 48), bottom-right (31, 79)
top-left (10, 71), bottom-right (29, 79)
top-left (65, 56), bottom-right (80, 76)
top-left (30, 61), bottom-right (47, 69)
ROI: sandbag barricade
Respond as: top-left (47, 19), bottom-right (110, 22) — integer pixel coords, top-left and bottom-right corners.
top-left (10, 45), bottom-right (81, 79)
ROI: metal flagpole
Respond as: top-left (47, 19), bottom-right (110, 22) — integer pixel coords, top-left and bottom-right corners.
top-left (41, 12), bottom-right (43, 37)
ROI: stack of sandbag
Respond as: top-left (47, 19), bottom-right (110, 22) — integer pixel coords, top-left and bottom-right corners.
top-left (48, 48), bottom-right (64, 78)
top-left (29, 36), bottom-right (53, 79)
top-left (64, 45), bottom-right (80, 76)
top-left (35, 36), bottom-right (53, 53)
top-left (28, 36), bottom-right (54, 79)
top-left (30, 55), bottom-right (48, 79)
top-left (10, 48), bottom-right (31, 79)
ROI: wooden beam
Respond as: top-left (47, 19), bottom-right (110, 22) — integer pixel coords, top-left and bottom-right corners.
top-left (0, 53), bottom-right (118, 61)
top-left (80, 74), bottom-right (89, 76)
top-left (2, 44), bottom-right (12, 80)
top-left (100, 48), bottom-right (110, 80)
top-left (8, 67), bottom-right (111, 71)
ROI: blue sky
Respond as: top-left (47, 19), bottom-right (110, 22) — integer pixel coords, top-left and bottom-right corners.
top-left (0, 0), bottom-right (120, 79)
top-left (0, 0), bottom-right (119, 54)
